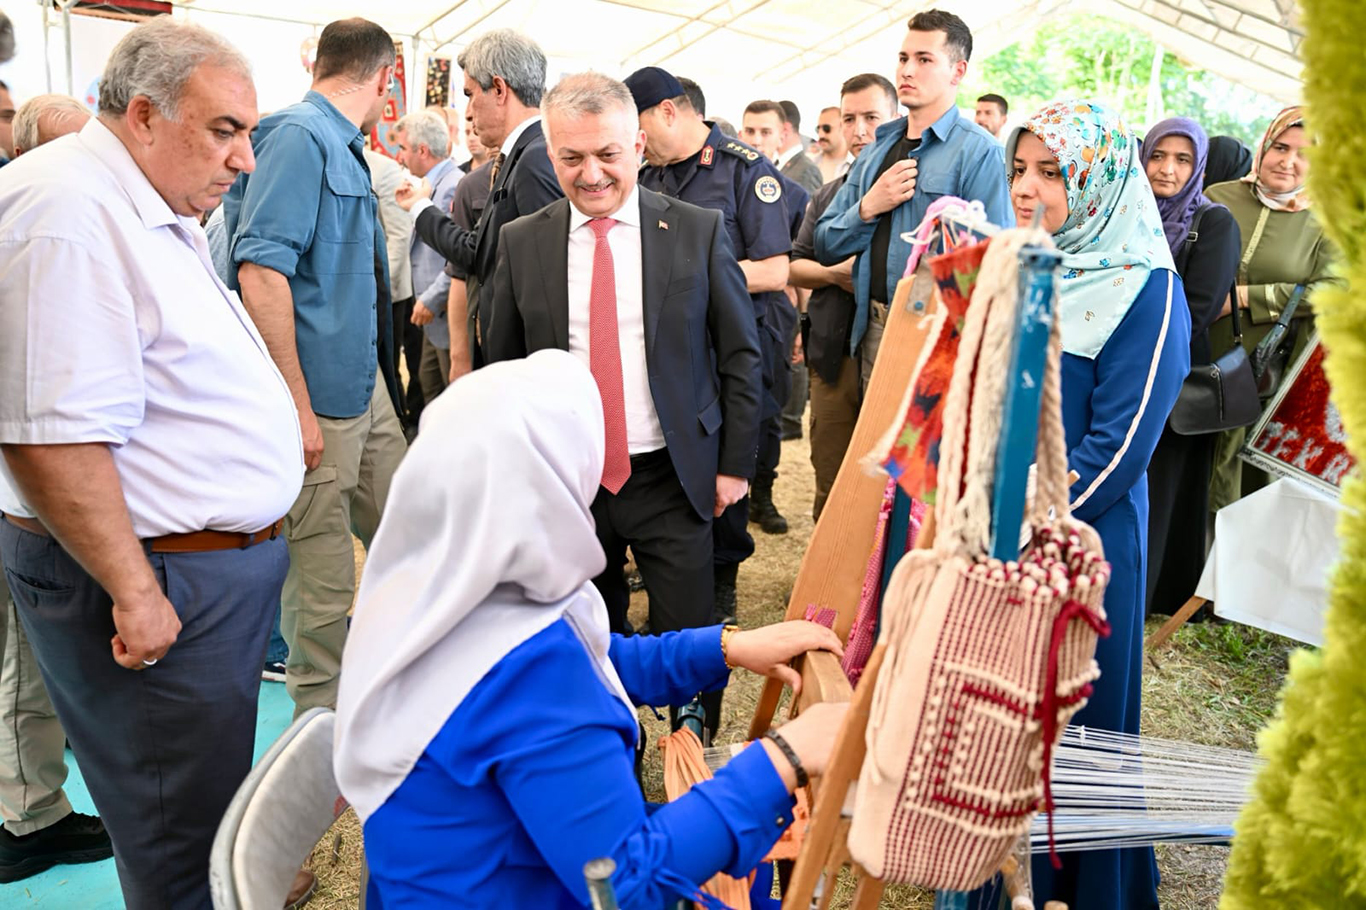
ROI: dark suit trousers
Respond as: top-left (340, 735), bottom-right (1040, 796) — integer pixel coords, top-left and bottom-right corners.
top-left (591, 450), bottom-right (726, 736)
top-left (591, 449), bottom-right (713, 637)
top-left (391, 296), bottom-right (425, 425)
top-left (0, 520), bottom-right (285, 910)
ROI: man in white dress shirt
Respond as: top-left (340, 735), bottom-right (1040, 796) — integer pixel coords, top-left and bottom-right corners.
top-left (0, 19), bottom-right (303, 908)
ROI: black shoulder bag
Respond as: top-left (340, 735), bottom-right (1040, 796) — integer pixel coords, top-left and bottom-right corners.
top-left (1168, 205), bottom-right (1262, 435)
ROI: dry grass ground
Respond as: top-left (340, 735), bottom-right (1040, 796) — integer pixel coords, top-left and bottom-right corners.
top-left (305, 428), bottom-right (1298, 909)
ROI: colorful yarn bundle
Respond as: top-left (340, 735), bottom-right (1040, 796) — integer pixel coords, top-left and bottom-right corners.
top-left (871, 239), bottom-right (991, 503)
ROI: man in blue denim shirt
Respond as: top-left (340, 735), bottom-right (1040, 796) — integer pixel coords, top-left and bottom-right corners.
top-left (815, 9), bottom-right (1012, 388)
top-left (224, 18), bottom-right (407, 717)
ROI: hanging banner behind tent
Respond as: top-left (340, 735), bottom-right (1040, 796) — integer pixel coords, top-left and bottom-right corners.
top-left (425, 56), bottom-right (451, 109)
top-left (368, 41), bottom-right (406, 160)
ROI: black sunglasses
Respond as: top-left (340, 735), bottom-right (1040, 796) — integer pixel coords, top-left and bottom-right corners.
top-left (816, 124), bottom-right (834, 134)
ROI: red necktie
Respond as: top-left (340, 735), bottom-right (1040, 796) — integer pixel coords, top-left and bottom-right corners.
top-left (587, 218), bottom-right (631, 494)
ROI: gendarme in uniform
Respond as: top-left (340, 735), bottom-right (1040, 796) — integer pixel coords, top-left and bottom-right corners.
top-left (638, 124), bottom-right (792, 571)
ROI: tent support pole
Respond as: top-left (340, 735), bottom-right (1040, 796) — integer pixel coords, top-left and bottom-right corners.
top-left (62, 0), bottom-right (74, 95)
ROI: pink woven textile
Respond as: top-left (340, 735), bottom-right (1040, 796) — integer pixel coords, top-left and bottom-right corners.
top-left (834, 481), bottom-right (925, 687)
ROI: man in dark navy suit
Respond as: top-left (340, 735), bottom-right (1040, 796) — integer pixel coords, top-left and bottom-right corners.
top-left (396, 28), bottom-right (561, 373)
top-left (485, 72), bottom-right (761, 730)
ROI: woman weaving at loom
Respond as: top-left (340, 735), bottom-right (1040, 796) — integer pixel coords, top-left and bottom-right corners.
top-left (992, 101), bottom-right (1191, 910)
top-left (333, 349), bottom-right (847, 909)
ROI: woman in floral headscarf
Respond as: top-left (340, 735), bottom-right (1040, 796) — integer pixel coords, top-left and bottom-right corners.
top-left (991, 100), bottom-right (1190, 910)
top-left (1205, 107), bottom-right (1342, 511)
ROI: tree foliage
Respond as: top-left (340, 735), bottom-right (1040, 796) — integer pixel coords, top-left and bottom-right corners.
top-left (959, 14), bottom-right (1284, 146)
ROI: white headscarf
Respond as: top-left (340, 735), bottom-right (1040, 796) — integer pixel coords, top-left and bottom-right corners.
top-left (334, 349), bottom-right (634, 822)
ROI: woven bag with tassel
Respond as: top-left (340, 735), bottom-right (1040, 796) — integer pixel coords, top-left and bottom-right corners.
top-left (846, 229), bottom-right (1111, 890)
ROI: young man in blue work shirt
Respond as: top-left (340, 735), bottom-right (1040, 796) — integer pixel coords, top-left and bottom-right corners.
top-left (815, 8), bottom-right (1012, 389)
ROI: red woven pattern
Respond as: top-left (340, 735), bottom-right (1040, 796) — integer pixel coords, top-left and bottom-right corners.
top-left (879, 242), bottom-right (989, 502)
top-left (877, 530), bottom-right (1108, 889)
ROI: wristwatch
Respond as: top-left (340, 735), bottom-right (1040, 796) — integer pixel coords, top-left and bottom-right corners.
top-left (720, 624), bottom-right (740, 668)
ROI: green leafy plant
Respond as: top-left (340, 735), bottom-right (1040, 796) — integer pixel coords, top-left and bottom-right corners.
top-left (1220, 0), bottom-right (1366, 906)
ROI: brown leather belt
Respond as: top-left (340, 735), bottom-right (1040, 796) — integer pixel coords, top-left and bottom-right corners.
top-left (2, 513), bottom-right (283, 553)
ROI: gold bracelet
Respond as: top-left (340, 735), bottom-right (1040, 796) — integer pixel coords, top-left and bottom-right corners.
top-left (720, 624), bottom-right (740, 668)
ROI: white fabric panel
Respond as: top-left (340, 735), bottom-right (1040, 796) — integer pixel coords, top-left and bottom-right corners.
top-left (1196, 478), bottom-right (1339, 647)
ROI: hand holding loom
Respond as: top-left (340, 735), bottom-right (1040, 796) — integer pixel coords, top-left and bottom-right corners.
top-left (757, 702), bottom-right (850, 789)
top-left (726, 620), bottom-right (843, 695)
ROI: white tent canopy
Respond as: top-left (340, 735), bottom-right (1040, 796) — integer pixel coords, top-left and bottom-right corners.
top-left (0, 0), bottom-right (1302, 129)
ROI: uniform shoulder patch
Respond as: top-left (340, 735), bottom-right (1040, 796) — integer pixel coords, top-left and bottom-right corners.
top-left (718, 139), bottom-right (761, 164)
top-left (755, 174), bottom-right (782, 204)
top-left (700, 145), bottom-right (715, 166)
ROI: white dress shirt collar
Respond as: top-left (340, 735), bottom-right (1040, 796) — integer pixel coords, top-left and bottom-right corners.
top-left (776, 143), bottom-right (803, 169)
top-left (82, 118), bottom-right (194, 233)
top-left (568, 184), bottom-right (642, 233)
top-left (500, 115), bottom-right (542, 158)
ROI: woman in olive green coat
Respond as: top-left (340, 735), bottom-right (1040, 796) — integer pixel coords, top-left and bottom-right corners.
top-left (1205, 106), bottom-right (1341, 511)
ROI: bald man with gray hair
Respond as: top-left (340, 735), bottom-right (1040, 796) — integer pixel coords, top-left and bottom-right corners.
top-left (12, 94), bottom-right (90, 156)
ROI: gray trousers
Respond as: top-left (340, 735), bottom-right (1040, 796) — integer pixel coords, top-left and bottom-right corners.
top-left (0, 568), bottom-right (71, 836)
top-left (1, 519), bottom-right (287, 910)
top-left (418, 336), bottom-right (450, 406)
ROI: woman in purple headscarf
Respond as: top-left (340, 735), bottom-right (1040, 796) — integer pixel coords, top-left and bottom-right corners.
top-left (1140, 117), bottom-right (1242, 617)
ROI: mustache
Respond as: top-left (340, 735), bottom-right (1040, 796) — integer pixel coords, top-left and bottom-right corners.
top-left (575, 178), bottom-right (615, 191)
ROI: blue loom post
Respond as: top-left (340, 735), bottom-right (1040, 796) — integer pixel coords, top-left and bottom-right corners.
top-left (936, 247), bottom-right (1059, 909)
top-left (933, 889), bottom-right (971, 910)
top-left (988, 246), bottom-right (1062, 561)
top-left (877, 486), bottom-right (916, 637)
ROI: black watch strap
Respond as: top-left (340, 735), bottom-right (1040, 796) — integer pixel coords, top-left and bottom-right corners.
top-left (763, 729), bottom-right (809, 788)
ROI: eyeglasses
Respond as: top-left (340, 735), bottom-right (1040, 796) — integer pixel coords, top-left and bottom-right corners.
top-left (816, 124), bottom-right (834, 134)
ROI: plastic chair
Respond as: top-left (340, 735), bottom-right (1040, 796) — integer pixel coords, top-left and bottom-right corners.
top-left (210, 707), bottom-right (355, 909)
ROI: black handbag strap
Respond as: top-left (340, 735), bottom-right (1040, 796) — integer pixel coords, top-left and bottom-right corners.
top-left (1181, 203), bottom-right (1242, 341)
top-left (1277, 284), bottom-right (1307, 327)
top-left (1228, 279), bottom-right (1244, 343)
top-left (1178, 203), bottom-right (1216, 273)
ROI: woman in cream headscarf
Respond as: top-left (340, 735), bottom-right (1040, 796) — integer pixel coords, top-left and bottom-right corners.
top-left (991, 99), bottom-right (1190, 910)
top-left (335, 349), bottom-right (846, 909)
top-left (1206, 107), bottom-right (1342, 510)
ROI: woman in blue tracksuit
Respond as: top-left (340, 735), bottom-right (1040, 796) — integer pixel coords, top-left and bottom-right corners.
top-left (333, 349), bottom-right (848, 909)
top-left (999, 100), bottom-right (1191, 910)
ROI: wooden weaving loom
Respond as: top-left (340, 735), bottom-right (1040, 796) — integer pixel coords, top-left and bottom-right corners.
top-left (744, 213), bottom-right (1065, 910)
top-left (646, 210), bottom-right (1260, 910)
